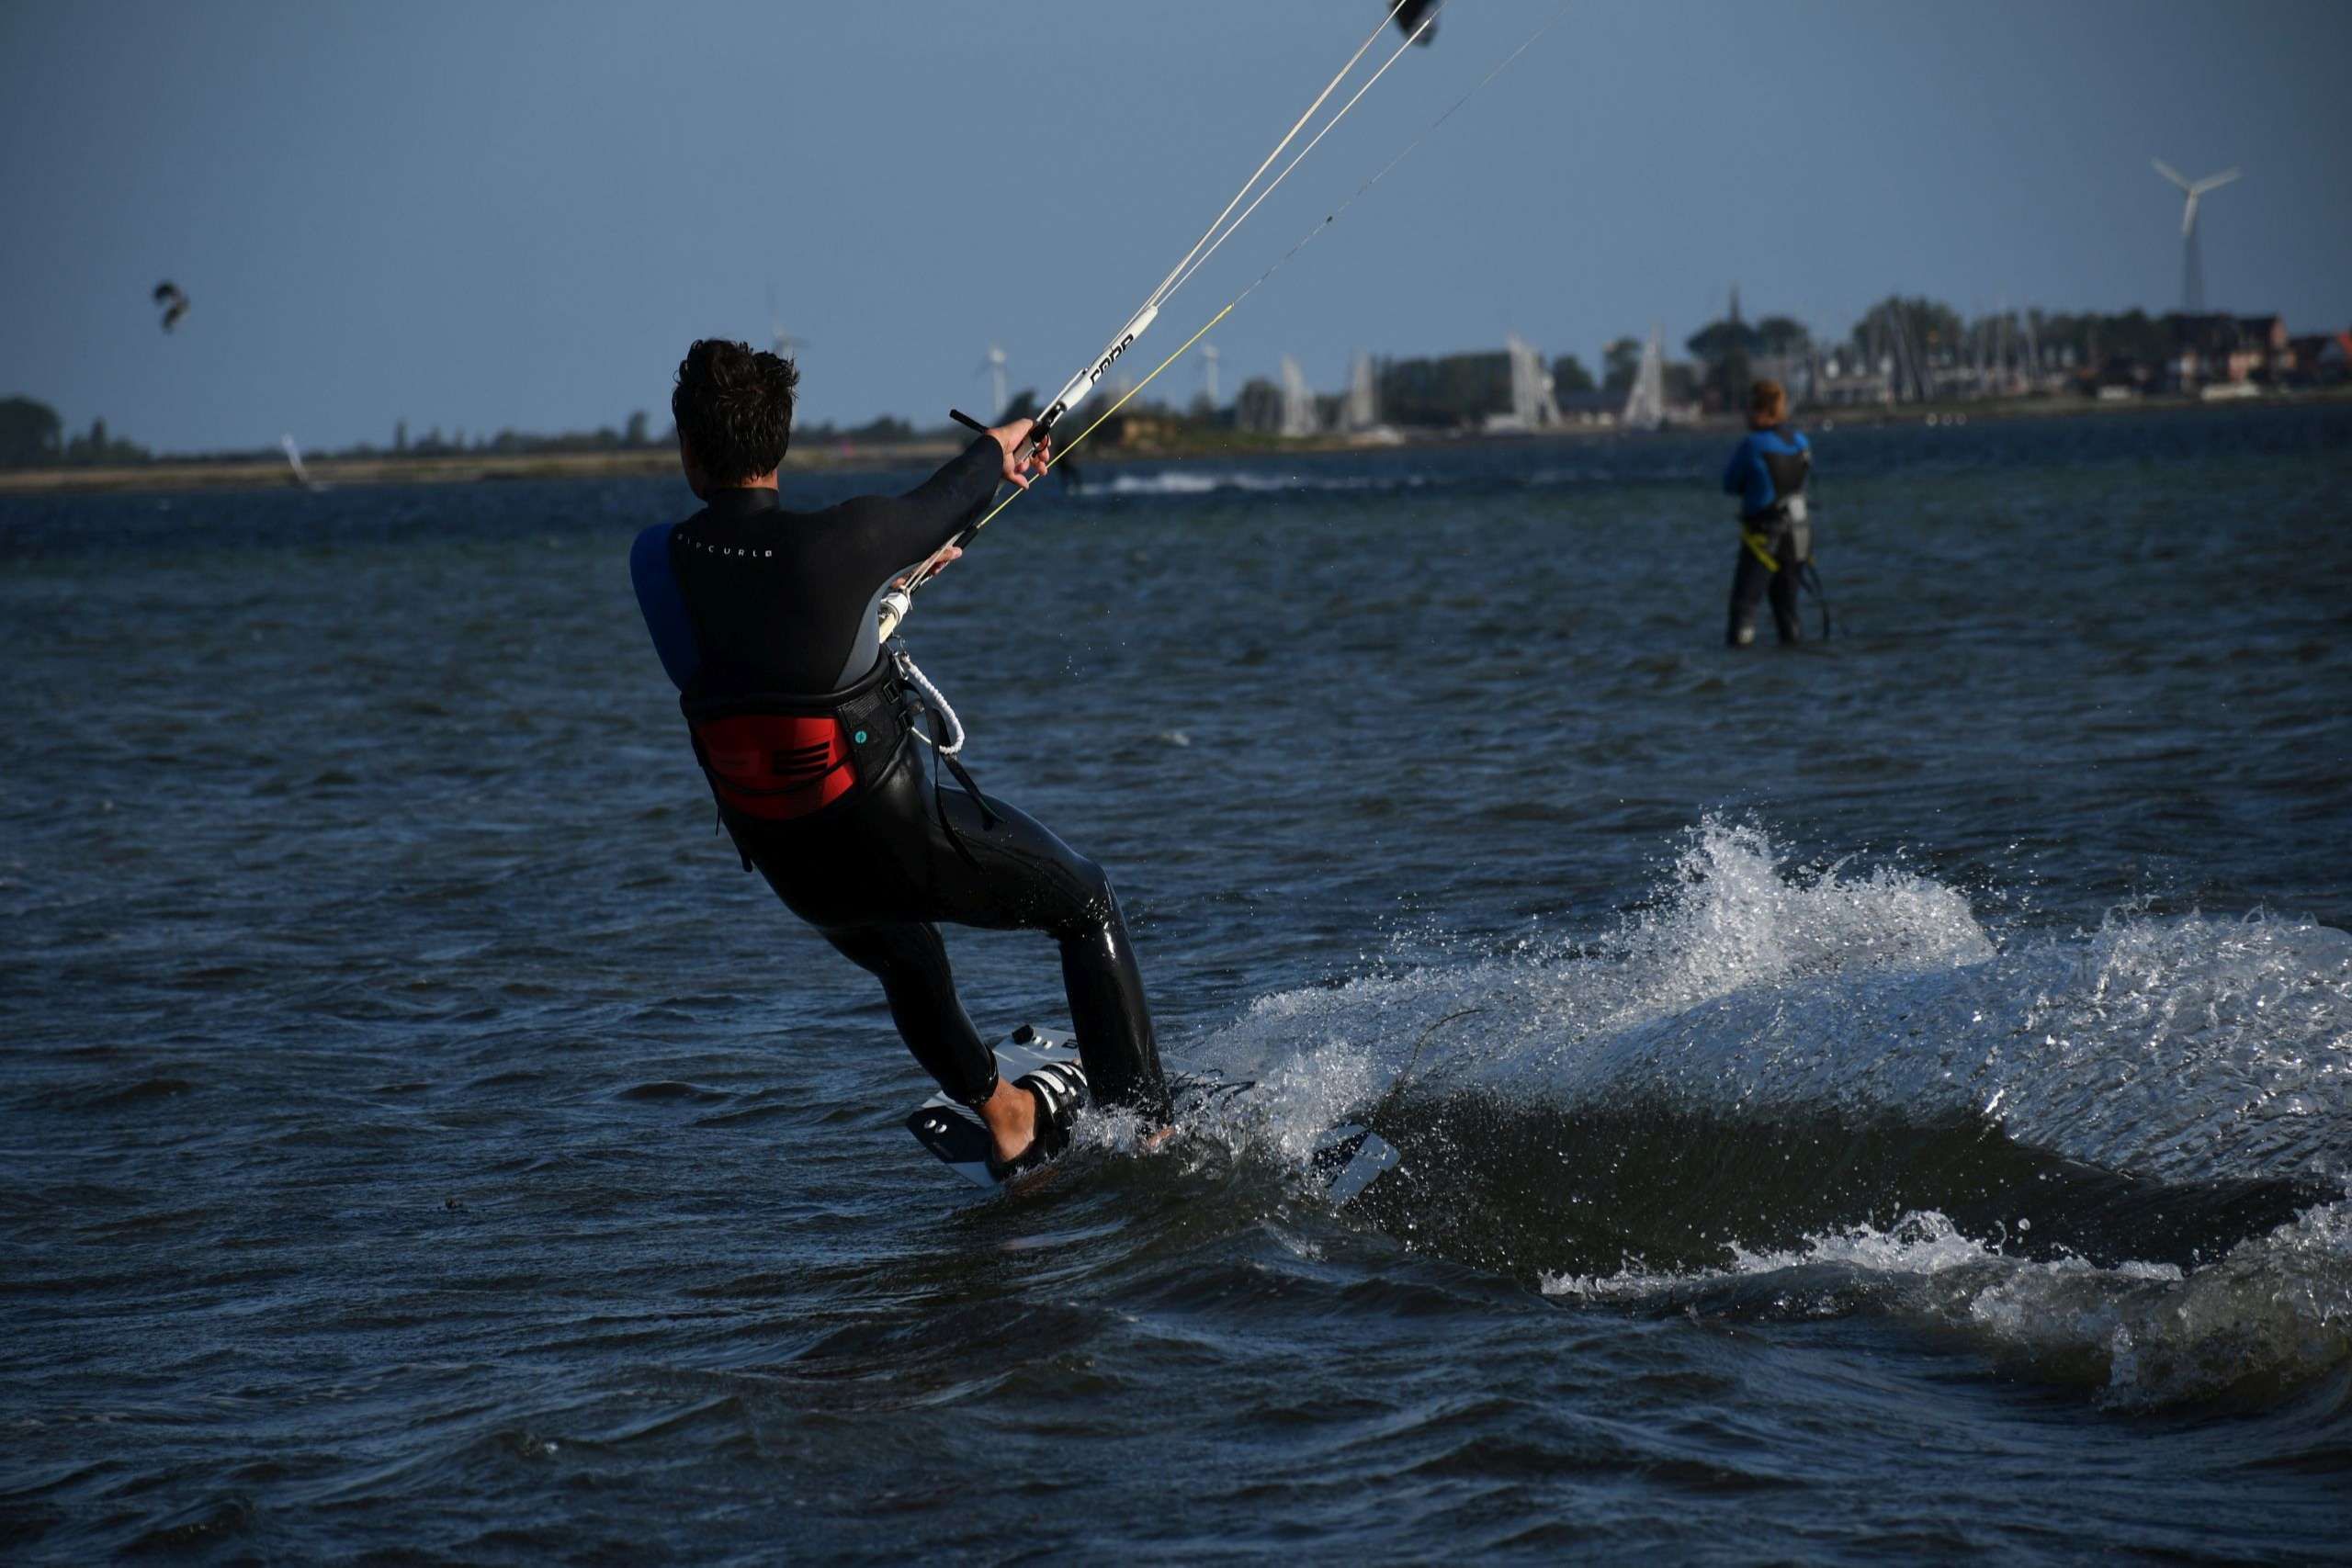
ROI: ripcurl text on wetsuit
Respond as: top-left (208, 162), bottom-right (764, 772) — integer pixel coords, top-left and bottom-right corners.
top-left (630, 438), bottom-right (1169, 1118)
top-left (1721, 423), bottom-right (1813, 647)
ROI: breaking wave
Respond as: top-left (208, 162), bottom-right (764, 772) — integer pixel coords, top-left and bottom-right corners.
top-left (1187, 820), bottom-right (2352, 1410)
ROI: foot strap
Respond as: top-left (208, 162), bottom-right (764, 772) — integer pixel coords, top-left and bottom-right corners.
top-left (986, 1060), bottom-right (1091, 1180)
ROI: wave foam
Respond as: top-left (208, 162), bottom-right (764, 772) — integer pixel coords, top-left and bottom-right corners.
top-left (1193, 818), bottom-right (2352, 1407)
top-left (1544, 1202), bottom-right (2352, 1410)
top-left (1095, 469), bottom-right (1431, 498)
top-left (1210, 819), bottom-right (2351, 1187)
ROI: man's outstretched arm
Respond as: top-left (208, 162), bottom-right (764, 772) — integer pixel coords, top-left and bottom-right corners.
top-left (844, 418), bottom-right (1049, 582)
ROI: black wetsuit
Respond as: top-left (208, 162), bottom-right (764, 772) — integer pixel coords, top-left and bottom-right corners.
top-left (631, 438), bottom-right (1168, 1118)
top-left (1721, 424), bottom-right (1813, 647)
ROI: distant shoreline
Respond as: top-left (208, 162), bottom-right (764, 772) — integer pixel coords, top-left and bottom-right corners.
top-left (2, 387), bottom-right (2339, 498)
top-left (0, 440), bottom-right (961, 498)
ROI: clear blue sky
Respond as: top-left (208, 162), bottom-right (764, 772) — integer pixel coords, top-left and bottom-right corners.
top-left (4, 0), bottom-right (2346, 453)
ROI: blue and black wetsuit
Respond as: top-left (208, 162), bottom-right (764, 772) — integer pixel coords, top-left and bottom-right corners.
top-left (630, 438), bottom-right (1167, 1120)
top-left (1720, 423), bottom-right (1813, 646)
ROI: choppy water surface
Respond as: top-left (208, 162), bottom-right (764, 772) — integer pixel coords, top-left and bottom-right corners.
top-left (4, 404), bottom-right (2349, 1561)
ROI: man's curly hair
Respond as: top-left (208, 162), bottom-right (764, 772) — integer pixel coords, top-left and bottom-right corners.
top-left (673, 339), bottom-right (798, 484)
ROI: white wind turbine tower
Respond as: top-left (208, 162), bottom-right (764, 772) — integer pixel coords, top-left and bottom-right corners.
top-left (978, 344), bottom-right (1009, 419)
top-left (1201, 343), bottom-right (1220, 407)
top-left (767, 286), bottom-right (807, 362)
top-left (2152, 159), bottom-right (2241, 314)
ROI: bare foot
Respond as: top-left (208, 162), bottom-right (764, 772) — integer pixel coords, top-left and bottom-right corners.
top-left (976, 1077), bottom-right (1038, 1165)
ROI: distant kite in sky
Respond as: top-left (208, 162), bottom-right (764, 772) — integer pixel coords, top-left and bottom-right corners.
top-left (153, 281), bottom-right (188, 333)
top-left (1393, 0), bottom-right (1437, 45)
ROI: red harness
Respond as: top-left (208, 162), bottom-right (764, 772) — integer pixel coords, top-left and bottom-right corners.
top-left (687, 711), bottom-right (858, 820)
top-left (681, 660), bottom-right (910, 825)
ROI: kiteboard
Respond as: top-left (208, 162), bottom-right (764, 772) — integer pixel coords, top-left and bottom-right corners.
top-left (905, 1024), bottom-right (1398, 1202)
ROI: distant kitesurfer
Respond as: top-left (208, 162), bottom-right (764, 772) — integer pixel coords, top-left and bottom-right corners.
top-left (1720, 378), bottom-right (1813, 647)
top-left (153, 281), bottom-right (188, 333)
top-left (631, 341), bottom-right (1170, 1177)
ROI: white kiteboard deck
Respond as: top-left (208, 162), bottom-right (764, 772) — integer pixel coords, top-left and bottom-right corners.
top-left (905, 1025), bottom-right (1398, 1202)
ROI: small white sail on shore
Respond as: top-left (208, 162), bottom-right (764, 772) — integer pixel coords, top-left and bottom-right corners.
top-left (1623, 325), bottom-right (1667, 432)
top-left (280, 434), bottom-right (325, 492)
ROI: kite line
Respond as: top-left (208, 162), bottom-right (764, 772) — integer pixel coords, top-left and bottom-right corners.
top-left (879, 1), bottom-right (1562, 637)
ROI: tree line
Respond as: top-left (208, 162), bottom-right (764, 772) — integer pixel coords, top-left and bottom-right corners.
top-left (4, 298), bottom-right (2302, 469)
top-left (0, 395), bottom-right (956, 470)
top-left (0, 399), bottom-right (150, 468)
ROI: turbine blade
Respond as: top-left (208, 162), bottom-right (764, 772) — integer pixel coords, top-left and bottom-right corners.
top-left (2182, 193), bottom-right (2199, 238)
top-left (2193, 168), bottom-right (2242, 193)
top-left (2151, 158), bottom-right (2191, 191)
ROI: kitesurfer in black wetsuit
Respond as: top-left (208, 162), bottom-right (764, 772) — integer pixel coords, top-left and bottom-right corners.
top-left (1720, 378), bottom-right (1815, 648)
top-left (631, 340), bottom-right (1170, 1173)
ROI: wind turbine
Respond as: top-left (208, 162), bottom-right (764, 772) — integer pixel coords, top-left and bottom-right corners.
top-left (766, 286), bottom-right (807, 361)
top-left (977, 344), bottom-right (1008, 419)
top-left (2152, 159), bottom-right (2241, 314)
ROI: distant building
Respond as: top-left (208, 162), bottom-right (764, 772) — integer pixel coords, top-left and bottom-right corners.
top-left (1811, 352), bottom-right (1895, 407)
top-left (2287, 331), bottom-right (2351, 385)
top-left (2093, 352), bottom-right (2153, 396)
top-left (2167, 313), bottom-right (2290, 389)
top-left (1091, 412), bottom-right (1184, 449)
top-left (1555, 389), bottom-right (1620, 427)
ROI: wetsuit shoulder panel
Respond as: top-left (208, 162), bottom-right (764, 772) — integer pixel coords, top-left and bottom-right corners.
top-left (630, 521), bottom-right (701, 694)
top-left (1724, 433), bottom-right (1773, 513)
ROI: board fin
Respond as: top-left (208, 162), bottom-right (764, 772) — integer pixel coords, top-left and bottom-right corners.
top-left (1310, 1123), bottom-right (1401, 1204)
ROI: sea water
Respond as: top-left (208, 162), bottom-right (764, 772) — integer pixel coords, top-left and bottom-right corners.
top-left (3, 404), bottom-right (2348, 1559)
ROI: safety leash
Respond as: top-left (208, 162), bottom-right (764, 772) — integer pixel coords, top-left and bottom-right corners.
top-left (890, 640), bottom-right (1000, 836)
top-left (1802, 560), bottom-right (1834, 639)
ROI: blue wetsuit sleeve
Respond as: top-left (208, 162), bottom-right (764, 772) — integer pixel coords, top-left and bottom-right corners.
top-left (629, 523), bottom-right (700, 693)
top-left (1724, 435), bottom-right (1774, 514)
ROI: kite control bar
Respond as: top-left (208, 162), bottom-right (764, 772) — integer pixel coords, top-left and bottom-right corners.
top-left (946, 297), bottom-right (1157, 447)
top-left (878, 394), bottom-right (1075, 639)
